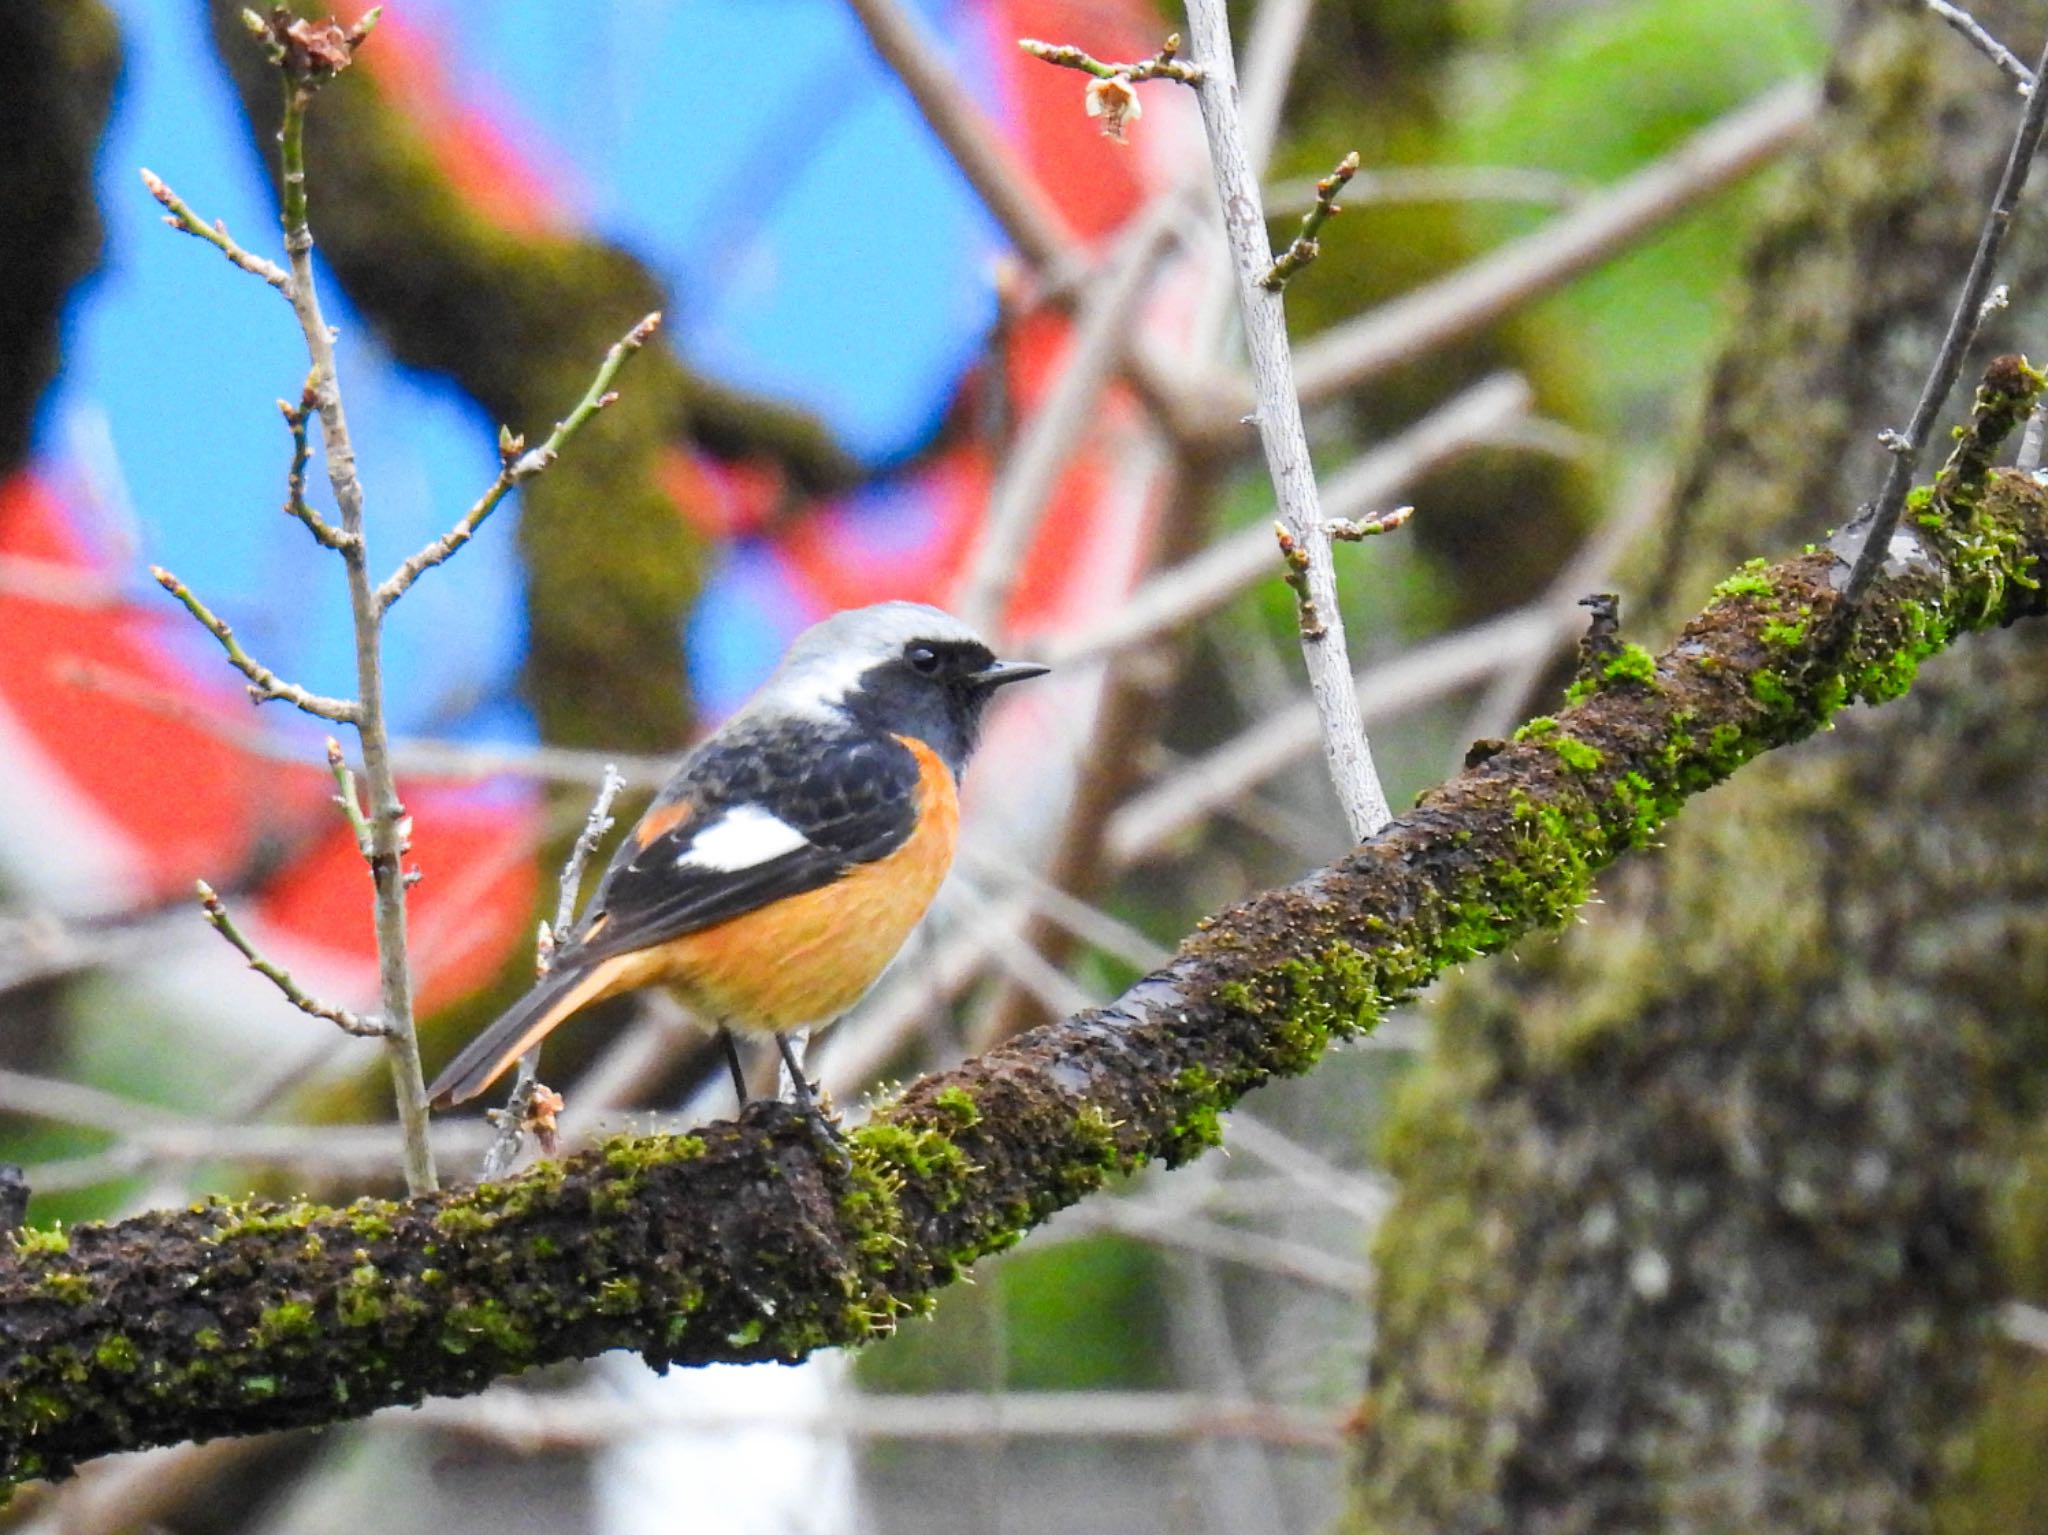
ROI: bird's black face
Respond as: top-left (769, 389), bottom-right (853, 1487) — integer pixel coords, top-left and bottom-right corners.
top-left (847, 637), bottom-right (1049, 772)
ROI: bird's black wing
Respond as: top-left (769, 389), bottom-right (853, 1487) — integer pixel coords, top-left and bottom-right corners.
top-left (565, 725), bottom-right (922, 967)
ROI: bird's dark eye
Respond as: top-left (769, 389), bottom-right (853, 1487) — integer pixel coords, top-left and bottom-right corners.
top-left (907, 643), bottom-right (942, 675)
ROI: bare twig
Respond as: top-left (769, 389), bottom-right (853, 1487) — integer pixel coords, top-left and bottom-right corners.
top-left (1328, 505), bottom-right (1414, 542)
top-left (193, 881), bottom-right (385, 1038)
top-left (376, 314), bottom-right (661, 612)
top-left (1018, 32), bottom-right (1202, 142)
top-left (325, 737), bottom-right (373, 856)
top-left (1842, 25), bottom-right (2048, 605)
top-left (1017, 33), bottom-right (1203, 86)
top-left (551, 767), bottom-right (627, 950)
top-left (1925, 1), bottom-right (2036, 94)
top-left (277, 378), bottom-right (351, 549)
top-left (1273, 524), bottom-right (1325, 638)
top-left (1260, 151), bottom-right (1357, 291)
top-left (480, 765), bottom-right (626, 1180)
top-left (1184, 0), bottom-right (1390, 840)
top-left (136, 168), bottom-right (291, 291)
top-left (149, 566), bottom-right (358, 722)
top-left (258, 12), bottom-right (437, 1194)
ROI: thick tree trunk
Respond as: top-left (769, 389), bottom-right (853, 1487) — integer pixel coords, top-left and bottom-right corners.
top-left (1346, 5), bottom-right (2048, 1531)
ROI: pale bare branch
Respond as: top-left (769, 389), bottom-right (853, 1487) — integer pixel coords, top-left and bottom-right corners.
top-left (194, 881), bottom-right (386, 1038)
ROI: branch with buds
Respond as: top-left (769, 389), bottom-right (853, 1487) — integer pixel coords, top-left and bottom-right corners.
top-left (195, 882), bottom-right (386, 1039)
top-left (1261, 152), bottom-right (1359, 291)
top-left (1018, 33), bottom-right (1202, 141)
top-left (376, 314), bottom-right (661, 614)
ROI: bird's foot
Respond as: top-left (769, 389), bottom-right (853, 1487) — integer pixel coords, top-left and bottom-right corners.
top-left (775, 1033), bottom-right (849, 1170)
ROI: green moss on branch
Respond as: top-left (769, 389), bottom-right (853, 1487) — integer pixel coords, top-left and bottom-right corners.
top-left (5, 470), bottom-right (2048, 1488)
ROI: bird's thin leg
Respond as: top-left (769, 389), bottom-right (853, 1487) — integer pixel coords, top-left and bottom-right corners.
top-left (719, 1026), bottom-right (749, 1110)
top-left (774, 1031), bottom-right (843, 1153)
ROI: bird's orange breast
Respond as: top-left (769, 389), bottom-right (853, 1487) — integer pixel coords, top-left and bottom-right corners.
top-left (652, 734), bottom-right (959, 1034)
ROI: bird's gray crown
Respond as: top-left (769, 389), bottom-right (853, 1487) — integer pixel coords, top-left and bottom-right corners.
top-left (744, 601), bottom-right (992, 719)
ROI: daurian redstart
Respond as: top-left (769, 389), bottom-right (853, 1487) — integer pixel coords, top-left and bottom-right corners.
top-left (427, 601), bottom-right (1047, 1118)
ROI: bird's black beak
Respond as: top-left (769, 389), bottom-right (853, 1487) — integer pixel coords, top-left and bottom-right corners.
top-left (969, 659), bottom-right (1051, 690)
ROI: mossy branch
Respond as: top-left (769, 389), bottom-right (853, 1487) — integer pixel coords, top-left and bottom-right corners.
top-left (6, 454), bottom-right (2048, 1489)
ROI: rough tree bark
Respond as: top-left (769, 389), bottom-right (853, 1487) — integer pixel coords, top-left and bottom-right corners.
top-left (4, 390), bottom-right (2048, 1485)
top-left (1347, 4), bottom-right (2048, 1531)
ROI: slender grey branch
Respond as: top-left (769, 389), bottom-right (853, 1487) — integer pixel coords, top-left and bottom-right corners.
top-left (193, 881), bottom-right (386, 1038)
top-left (325, 737), bottom-right (373, 856)
top-left (1925, 1), bottom-right (2036, 94)
top-left (376, 314), bottom-right (661, 613)
top-left (137, 168), bottom-right (291, 291)
top-left (1183, 0), bottom-right (1391, 839)
top-left (1842, 23), bottom-right (2048, 604)
top-left (277, 378), bottom-right (352, 550)
top-left (263, 23), bottom-right (438, 1195)
top-left (148, 566), bottom-right (358, 722)
top-left (1016, 33), bottom-right (1203, 85)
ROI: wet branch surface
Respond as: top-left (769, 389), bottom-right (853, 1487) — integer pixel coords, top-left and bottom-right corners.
top-left (5, 445), bottom-right (2048, 1487)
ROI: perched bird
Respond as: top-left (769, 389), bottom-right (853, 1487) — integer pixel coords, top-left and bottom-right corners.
top-left (427, 602), bottom-right (1048, 1124)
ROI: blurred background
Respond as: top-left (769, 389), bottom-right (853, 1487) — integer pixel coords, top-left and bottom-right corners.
top-left (12, 1), bottom-right (2045, 1532)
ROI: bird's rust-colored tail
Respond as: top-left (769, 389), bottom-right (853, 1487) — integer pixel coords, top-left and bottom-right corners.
top-left (427, 959), bottom-right (626, 1107)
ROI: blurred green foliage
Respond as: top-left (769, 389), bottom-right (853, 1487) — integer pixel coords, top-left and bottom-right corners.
top-left (859, 1234), bottom-right (1173, 1393)
top-left (1455, 0), bottom-right (1824, 432)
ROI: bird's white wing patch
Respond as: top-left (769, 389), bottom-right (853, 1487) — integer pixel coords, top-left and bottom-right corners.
top-left (677, 804), bottom-right (814, 872)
